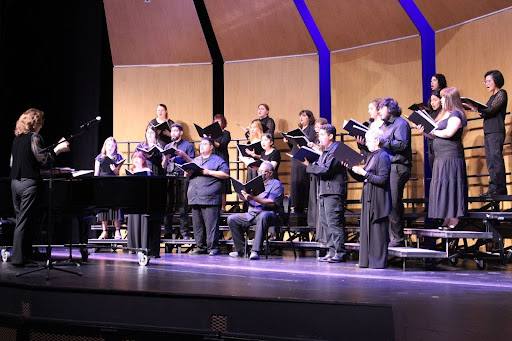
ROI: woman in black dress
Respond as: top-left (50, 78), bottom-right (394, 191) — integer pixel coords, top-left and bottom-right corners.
top-left (463, 70), bottom-right (508, 196)
top-left (427, 91), bottom-right (442, 171)
top-left (417, 87), bottom-right (468, 229)
top-left (10, 108), bottom-right (70, 267)
top-left (346, 128), bottom-right (392, 269)
top-left (94, 137), bottom-right (125, 239)
top-left (135, 125), bottom-right (165, 176)
top-left (149, 104), bottom-right (174, 146)
top-left (213, 114), bottom-right (232, 210)
top-left (287, 110), bottom-right (316, 213)
top-left (246, 133), bottom-right (281, 180)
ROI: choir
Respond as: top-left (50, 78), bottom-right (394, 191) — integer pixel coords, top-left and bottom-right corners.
top-left (9, 70), bottom-right (509, 268)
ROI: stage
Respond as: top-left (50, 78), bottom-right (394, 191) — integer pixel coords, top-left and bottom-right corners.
top-left (1, 249), bottom-right (512, 340)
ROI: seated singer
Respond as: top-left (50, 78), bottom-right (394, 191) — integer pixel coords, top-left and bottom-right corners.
top-left (10, 108), bottom-right (70, 267)
top-left (186, 137), bottom-right (230, 256)
top-left (228, 161), bottom-right (284, 260)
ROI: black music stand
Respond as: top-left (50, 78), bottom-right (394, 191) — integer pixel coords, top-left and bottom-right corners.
top-left (17, 120), bottom-right (99, 279)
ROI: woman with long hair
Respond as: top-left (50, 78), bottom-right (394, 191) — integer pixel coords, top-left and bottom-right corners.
top-left (417, 87), bottom-right (468, 229)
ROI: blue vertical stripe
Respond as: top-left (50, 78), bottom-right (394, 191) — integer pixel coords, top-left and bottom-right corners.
top-left (294, 0), bottom-right (331, 122)
top-left (398, 0), bottom-right (436, 198)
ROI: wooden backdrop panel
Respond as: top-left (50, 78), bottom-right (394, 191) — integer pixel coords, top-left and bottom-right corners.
top-left (224, 56), bottom-right (319, 192)
top-left (436, 9), bottom-right (512, 204)
top-left (113, 65), bottom-right (212, 159)
top-left (331, 37), bottom-right (423, 200)
top-left (104, 0), bottom-right (210, 65)
top-left (305, 0), bottom-right (418, 52)
top-left (205, 0), bottom-right (316, 61)
top-left (415, 0), bottom-right (512, 32)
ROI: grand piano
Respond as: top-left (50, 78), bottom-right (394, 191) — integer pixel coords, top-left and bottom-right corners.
top-left (1, 174), bottom-right (173, 265)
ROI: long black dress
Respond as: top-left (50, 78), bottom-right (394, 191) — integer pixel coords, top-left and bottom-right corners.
top-left (95, 153), bottom-right (124, 223)
top-left (428, 110), bottom-right (468, 219)
top-left (349, 148), bottom-right (392, 269)
top-left (290, 125), bottom-right (316, 211)
top-left (214, 130), bottom-right (232, 194)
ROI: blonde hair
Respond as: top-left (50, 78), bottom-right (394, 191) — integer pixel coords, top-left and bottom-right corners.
top-left (438, 87), bottom-right (467, 125)
top-left (100, 137), bottom-right (118, 157)
top-left (14, 108), bottom-right (45, 136)
top-left (248, 120), bottom-right (263, 143)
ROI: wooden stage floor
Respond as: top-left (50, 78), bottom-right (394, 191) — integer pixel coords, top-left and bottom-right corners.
top-left (1, 249), bottom-right (512, 340)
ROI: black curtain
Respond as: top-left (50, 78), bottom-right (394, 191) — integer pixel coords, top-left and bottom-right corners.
top-left (0, 0), bottom-right (113, 176)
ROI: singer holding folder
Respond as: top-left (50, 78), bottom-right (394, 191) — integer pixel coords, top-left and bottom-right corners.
top-left (345, 129), bottom-right (391, 269)
top-left (463, 70), bottom-right (508, 197)
top-left (10, 108), bottom-right (70, 267)
top-left (416, 87), bottom-right (468, 230)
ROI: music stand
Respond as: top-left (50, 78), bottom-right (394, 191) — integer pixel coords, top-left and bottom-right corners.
top-left (17, 119), bottom-right (99, 279)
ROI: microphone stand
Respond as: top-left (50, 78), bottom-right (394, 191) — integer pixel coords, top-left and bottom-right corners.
top-left (17, 122), bottom-right (99, 279)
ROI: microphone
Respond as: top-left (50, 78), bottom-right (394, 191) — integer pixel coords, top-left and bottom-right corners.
top-left (80, 116), bottom-right (102, 129)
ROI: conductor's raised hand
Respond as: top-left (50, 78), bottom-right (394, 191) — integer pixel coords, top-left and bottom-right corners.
top-left (54, 138), bottom-right (70, 155)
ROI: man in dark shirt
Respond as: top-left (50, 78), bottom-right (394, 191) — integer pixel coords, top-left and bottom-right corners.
top-left (378, 98), bottom-right (412, 247)
top-left (186, 137), bottom-right (230, 255)
top-left (228, 161), bottom-right (284, 260)
top-left (305, 124), bottom-right (347, 263)
top-left (162, 123), bottom-right (195, 239)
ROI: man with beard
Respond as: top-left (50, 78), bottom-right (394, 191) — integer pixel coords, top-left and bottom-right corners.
top-left (162, 123), bottom-right (195, 239)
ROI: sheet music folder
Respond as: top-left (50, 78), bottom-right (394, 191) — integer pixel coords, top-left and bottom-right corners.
top-left (343, 119), bottom-right (369, 138)
top-left (194, 122), bottom-right (223, 139)
top-left (332, 142), bottom-right (364, 168)
top-left (286, 146), bottom-right (321, 163)
top-left (461, 97), bottom-right (488, 111)
top-left (405, 110), bottom-right (438, 134)
top-left (231, 175), bottom-right (265, 196)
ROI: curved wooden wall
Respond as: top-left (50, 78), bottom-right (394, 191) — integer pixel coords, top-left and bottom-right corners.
top-left (104, 0), bottom-right (210, 65)
top-left (415, 0), bottom-right (512, 31)
top-left (113, 65), bottom-right (212, 158)
top-left (331, 37), bottom-right (423, 200)
top-left (305, 0), bottom-right (418, 51)
top-left (224, 55), bottom-right (320, 190)
top-left (204, 0), bottom-right (316, 61)
top-left (436, 9), bottom-right (512, 202)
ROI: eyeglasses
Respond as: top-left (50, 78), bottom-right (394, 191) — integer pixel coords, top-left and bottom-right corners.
top-left (484, 79), bottom-right (493, 84)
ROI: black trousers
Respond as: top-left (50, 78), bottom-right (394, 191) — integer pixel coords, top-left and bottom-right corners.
top-left (484, 132), bottom-right (506, 194)
top-left (389, 163), bottom-right (411, 243)
top-left (191, 205), bottom-right (221, 252)
top-left (164, 178), bottom-right (190, 237)
top-left (11, 179), bottom-right (38, 265)
top-left (319, 194), bottom-right (346, 256)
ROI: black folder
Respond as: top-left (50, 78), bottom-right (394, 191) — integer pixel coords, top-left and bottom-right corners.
top-left (194, 122), bottom-right (223, 139)
top-left (231, 175), bottom-right (265, 196)
top-left (408, 102), bottom-right (429, 111)
top-left (237, 142), bottom-right (264, 158)
top-left (176, 162), bottom-right (203, 173)
top-left (343, 119), bottom-right (369, 138)
top-left (461, 97), bottom-right (488, 111)
top-left (287, 146), bottom-right (322, 163)
top-left (332, 142), bottom-right (364, 168)
top-left (405, 110), bottom-right (438, 134)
